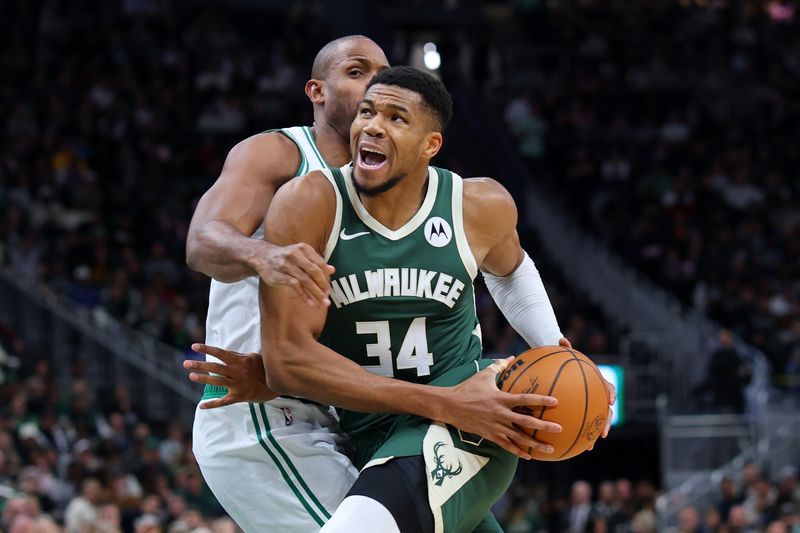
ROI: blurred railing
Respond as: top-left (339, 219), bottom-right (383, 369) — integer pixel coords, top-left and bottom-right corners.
top-left (522, 186), bottom-right (770, 414)
top-left (656, 392), bottom-right (800, 530)
top-left (0, 269), bottom-right (201, 424)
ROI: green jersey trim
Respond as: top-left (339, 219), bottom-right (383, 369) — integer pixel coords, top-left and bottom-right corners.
top-left (341, 165), bottom-right (440, 241)
top-left (247, 403), bottom-right (330, 525)
top-left (450, 172), bottom-right (478, 279)
top-left (200, 384), bottom-right (226, 400)
top-left (256, 403), bottom-right (332, 519)
top-left (301, 127), bottom-right (330, 169)
top-left (275, 128), bottom-right (309, 177)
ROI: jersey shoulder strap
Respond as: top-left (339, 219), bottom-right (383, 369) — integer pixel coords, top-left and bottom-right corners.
top-left (438, 167), bottom-right (478, 279)
top-left (268, 126), bottom-right (330, 175)
top-left (318, 167), bottom-right (344, 261)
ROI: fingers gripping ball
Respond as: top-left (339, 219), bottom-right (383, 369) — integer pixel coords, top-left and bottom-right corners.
top-left (497, 346), bottom-right (608, 461)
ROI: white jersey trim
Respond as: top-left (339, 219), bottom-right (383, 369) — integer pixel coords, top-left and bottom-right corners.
top-left (320, 169), bottom-right (343, 261)
top-left (450, 173), bottom-right (478, 280)
top-left (342, 165), bottom-right (439, 241)
top-left (278, 127), bottom-right (310, 178)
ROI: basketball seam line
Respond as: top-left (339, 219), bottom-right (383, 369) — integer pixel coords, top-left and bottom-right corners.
top-left (504, 348), bottom-right (572, 393)
top-left (557, 349), bottom-right (590, 459)
top-left (529, 352), bottom-right (574, 453)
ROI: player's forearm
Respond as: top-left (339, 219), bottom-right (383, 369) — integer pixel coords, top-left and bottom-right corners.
top-left (264, 339), bottom-right (449, 420)
top-left (186, 220), bottom-right (266, 282)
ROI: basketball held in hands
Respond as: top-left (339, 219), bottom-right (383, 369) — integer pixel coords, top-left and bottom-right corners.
top-left (497, 346), bottom-right (609, 461)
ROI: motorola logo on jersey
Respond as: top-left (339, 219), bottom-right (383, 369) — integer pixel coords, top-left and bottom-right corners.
top-left (424, 217), bottom-right (452, 247)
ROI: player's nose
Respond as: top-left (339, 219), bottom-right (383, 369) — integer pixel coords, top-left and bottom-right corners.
top-left (363, 116), bottom-right (385, 138)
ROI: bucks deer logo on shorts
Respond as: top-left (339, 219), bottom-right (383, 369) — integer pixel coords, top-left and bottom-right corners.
top-left (430, 442), bottom-right (463, 486)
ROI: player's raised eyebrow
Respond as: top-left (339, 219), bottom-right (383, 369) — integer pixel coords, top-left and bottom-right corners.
top-left (360, 97), bottom-right (409, 114)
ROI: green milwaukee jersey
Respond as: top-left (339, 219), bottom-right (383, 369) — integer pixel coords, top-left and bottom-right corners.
top-left (318, 163), bottom-right (482, 450)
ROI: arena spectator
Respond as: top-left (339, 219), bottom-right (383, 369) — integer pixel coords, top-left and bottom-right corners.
top-left (696, 330), bottom-right (753, 412)
top-left (561, 480), bottom-right (594, 533)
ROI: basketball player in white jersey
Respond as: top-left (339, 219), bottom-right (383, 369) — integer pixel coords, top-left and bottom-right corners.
top-left (186, 36), bottom-right (390, 532)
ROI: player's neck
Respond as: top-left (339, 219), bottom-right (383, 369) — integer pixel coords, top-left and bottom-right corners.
top-left (311, 122), bottom-right (351, 167)
top-left (359, 166), bottom-right (430, 231)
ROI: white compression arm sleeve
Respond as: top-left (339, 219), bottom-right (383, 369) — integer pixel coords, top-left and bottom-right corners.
top-left (482, 252), bottom-right (564, 347)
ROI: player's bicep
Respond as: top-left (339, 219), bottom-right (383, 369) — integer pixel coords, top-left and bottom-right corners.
top-left (259, 173), bottom-right (335, 337)
top-left (464, 178), bottom-right (523, 277)
top-left (481, 229), bottom-right (524, 277)
top-left (191, 134), bottom-right (299, 236)
top-left (259, 279), bottom-right (327, 346)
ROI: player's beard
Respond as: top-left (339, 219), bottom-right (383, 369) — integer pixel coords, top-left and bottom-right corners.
top-left (351, 171), bottom-right (406, 197)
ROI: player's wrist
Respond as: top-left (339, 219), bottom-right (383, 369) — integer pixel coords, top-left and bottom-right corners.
top-left (413, 385), bottom-right (451, 422)
top-left (242, 239), bottom-right (276, 273)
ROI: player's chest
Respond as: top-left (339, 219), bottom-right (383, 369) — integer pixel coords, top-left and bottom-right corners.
top-left (328, 242), bottom-right (468, 311)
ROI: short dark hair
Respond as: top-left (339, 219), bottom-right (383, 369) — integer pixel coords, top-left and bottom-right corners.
top-left (366, 66), bottom-right (453, 131)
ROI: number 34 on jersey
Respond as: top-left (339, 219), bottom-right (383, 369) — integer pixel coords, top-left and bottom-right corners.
top-left (357, 317), bottom-right (434, 378)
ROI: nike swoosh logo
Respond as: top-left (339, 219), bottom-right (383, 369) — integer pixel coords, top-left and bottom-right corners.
top-left (340, 229), bottom-right (370, 240)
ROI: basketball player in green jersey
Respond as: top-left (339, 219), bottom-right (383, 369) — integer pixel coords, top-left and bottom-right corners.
top-left (184, 37), bottom-right (586, 532)
top-left (252, 66), bottom-right (606, 532)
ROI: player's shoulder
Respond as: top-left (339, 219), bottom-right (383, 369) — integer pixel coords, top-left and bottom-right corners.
top-left (462, 177), bottom-right (517, 225)
top-left (221, 130), bottom-right (301, 185)
top-left (463, 177), bottom-right (514, 205)
top-left (273, 169), bottom-right (337, 210)
top-left (229, 130), bottom-right (299, 158)
top-left (266, 169), bottom-right (338, 250)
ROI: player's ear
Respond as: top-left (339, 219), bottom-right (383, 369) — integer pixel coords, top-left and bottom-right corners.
top-left (422, 131), bottom-right (443, 159)
top-left (305, 79), bottom-right (325, 104)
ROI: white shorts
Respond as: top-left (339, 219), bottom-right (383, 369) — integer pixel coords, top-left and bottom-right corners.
top-left (193, 398), bottom-right (359, 532)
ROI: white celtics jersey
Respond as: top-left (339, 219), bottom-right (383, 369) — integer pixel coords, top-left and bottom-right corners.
top-left (204, 126), bottom-right (330, 360)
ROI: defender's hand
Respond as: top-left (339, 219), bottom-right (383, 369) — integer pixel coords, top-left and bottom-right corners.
top-left (441, 357), bottom-right (562, 460)
top-left (248, 242), bottom-right (335, 306)
top-left (184, 343), bottom-right (277, 408)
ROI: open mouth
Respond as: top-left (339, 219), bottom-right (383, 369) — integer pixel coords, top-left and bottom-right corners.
top-left (358, 146), bottom-right (388, 169)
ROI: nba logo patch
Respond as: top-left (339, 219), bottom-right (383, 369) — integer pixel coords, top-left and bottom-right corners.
top-left (282, 408), bottom-right (293, 426)
top-left (424, 217), bottom-right (452, 247)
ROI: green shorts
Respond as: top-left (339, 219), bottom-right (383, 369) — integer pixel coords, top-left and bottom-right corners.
top-left (359, 359), bottom-right (517, 533)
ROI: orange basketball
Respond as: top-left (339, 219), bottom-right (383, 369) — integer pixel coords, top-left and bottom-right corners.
top-left (497, 346), bottom-right (608, 461)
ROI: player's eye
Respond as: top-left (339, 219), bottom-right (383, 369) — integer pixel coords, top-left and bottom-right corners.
top-left (349, 69), bottom-right (363, 77)
top-left (359, 107), bottom-right (373, 117)
top-left (392, 115), bottom-right (406, 123)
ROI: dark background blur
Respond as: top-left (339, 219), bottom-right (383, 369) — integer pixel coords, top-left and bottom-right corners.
top-left (1, 1), bottom-right (798, 532)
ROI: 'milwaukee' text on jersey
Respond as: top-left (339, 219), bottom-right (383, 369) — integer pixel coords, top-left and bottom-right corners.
top-left (329, 268), bottom-right (466, 309)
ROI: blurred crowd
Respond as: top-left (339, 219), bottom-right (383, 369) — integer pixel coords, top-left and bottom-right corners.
top-left (2, 0), bottom-right (799, 530)
top-left (0, 0), bottom-right (618, 361)
top-left (497, 477), bottom-right (661, 533)
top-left (496, 462), bottom-right (800, 533)
top-left (494, 1), bottom-right (800, 387)
top-left (0, 324), bottom-right (232, 532)
top-left (0, 0), bottom-right (328, 357)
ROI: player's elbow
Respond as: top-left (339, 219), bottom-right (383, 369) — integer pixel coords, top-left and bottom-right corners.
top-left (263, 340), bottom-right (307, 396)
top-left (185, 232), bottom-right (202, 272)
